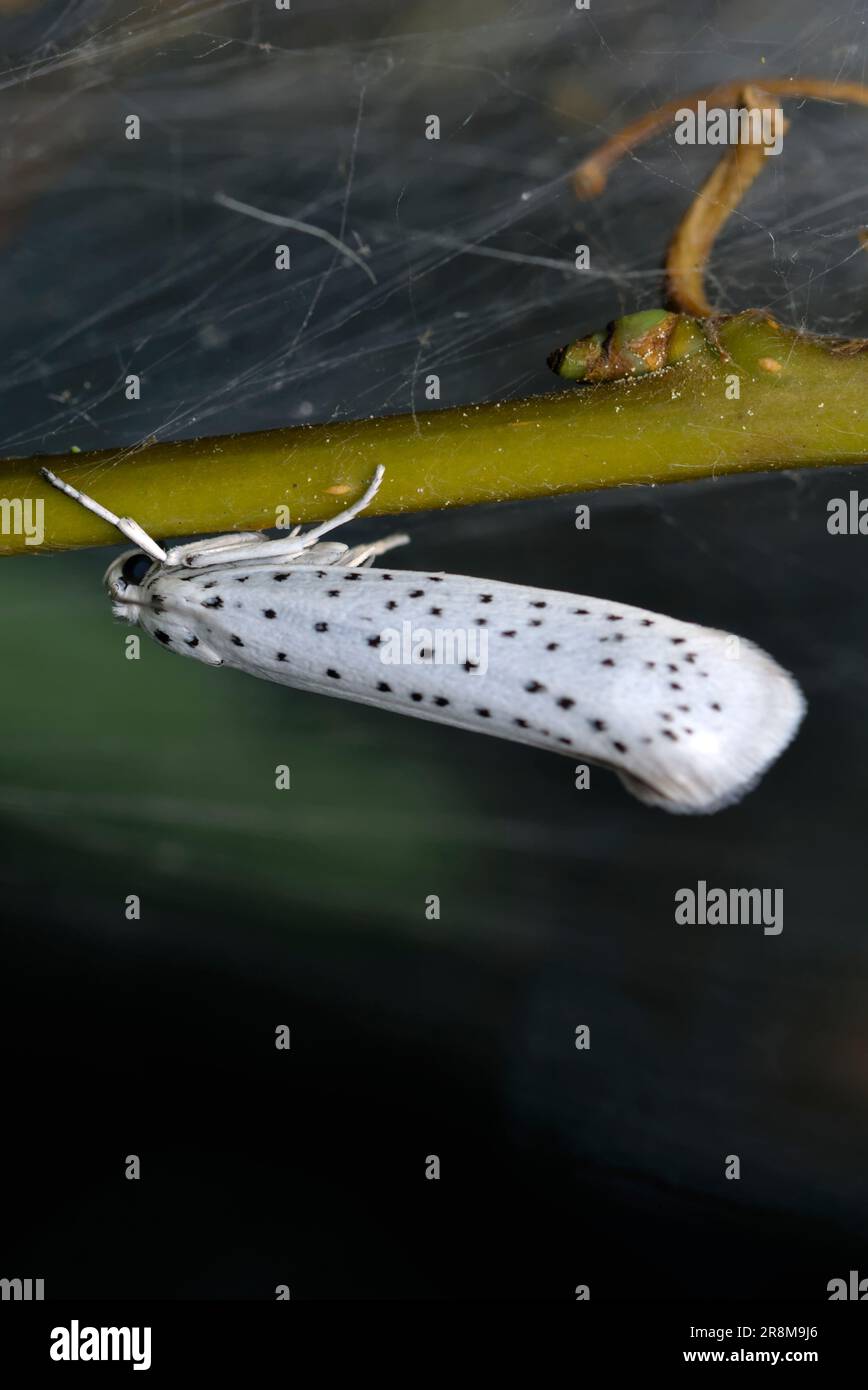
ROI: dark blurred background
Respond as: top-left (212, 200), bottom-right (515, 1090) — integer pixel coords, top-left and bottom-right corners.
top-left (1, 0), bottom-right (866, 1299)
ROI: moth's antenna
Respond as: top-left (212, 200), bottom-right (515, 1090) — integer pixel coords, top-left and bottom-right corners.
top-left (300, 465), bottom-right (386, 546)
top-left (40, 467), bottom-right (168, 563)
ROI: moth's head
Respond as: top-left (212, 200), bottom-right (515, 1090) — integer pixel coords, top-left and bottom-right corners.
top-left (103, 549), bottom-right (158, 621)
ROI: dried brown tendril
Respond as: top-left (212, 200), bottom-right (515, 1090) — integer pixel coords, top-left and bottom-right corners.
top-left (573, 76), bottom-right (868, 318)
top-left (664, 87), bottom-right (788, 316)
top-left (573, 77), bottom-right (868, 199)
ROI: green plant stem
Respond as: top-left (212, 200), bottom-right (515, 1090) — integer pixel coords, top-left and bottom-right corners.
top-left (3, 311), bottom-right (867, 556)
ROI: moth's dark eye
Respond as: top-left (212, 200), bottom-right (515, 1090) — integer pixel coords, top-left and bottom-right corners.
top-left (121, 552), bottom-right (152, 586)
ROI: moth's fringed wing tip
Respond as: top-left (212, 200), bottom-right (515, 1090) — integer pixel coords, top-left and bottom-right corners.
top-left (618, 650), bottom-right (806, 816)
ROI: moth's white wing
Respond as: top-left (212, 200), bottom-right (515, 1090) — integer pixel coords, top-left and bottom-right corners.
top-left (137, 564), bottom-right (804, 814)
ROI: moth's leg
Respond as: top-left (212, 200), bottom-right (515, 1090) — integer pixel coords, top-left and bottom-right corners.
top-left (233, 475), bottom-right (386, 561)
top-left (341, 533), bottom-right (410, 567)
top-left (43, 462), bottom-right (388, 566)
top-left (169, 528), bottom-right (362, 569)
top-left (174, 524), bottom-right (405, 572)
top-left (295, 466), bottom-right (385, 548)
top-left (282, 541), bottom-right (349, 566)
top-left (41, 468), bottom-right (168, 563)
top-left (165, 532), bottom-right (275, 567)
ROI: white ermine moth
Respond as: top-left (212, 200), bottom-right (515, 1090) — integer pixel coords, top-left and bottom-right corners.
top-left (41, 465), bottom-right (805, 813)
